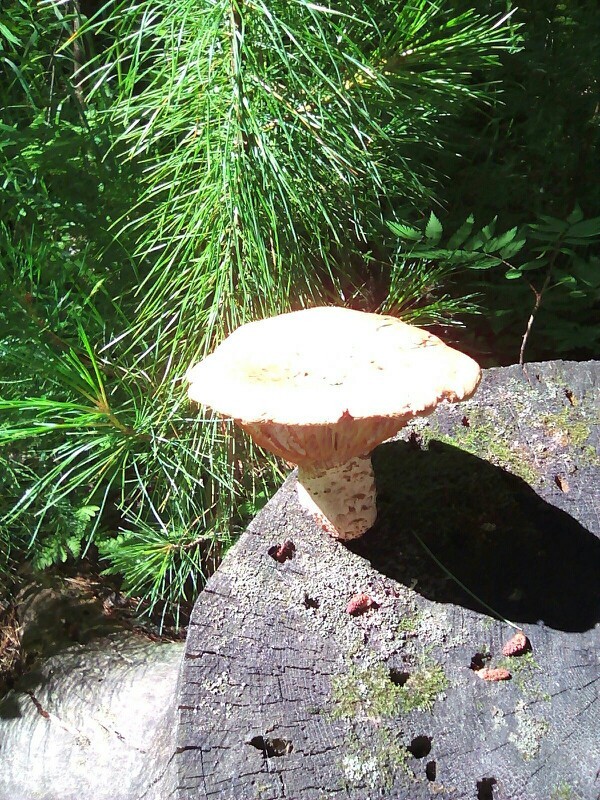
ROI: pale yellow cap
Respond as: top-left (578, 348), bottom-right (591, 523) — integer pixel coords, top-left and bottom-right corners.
top-left (187, 307), bottom-right (481, 467)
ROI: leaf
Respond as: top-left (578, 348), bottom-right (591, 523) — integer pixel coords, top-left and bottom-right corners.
top-left (571, 256), bottom-right (600, 289)
top-left (425, 211), bottom-right (443, 245)
top-left (567, 204), bottom-right (584, 224)
top-left (505, 268), bottom-right (522, 279)
top-left (481, 216), bottom-right (498, 241)
top-left (553, 275), bottom-right (577, 288)
top-left (535, 213), bottom-right (568, 230)
top-left (0, 23), bottom-right (21, 47)
top-left (483, 226), bottom-right (518, 253)
top-left (463, 219), bottom-right (498, 251)
top-left (387, 221), bottom-right (422, 242)
top-left (519, 259), bottom-right (547, 271)
top-left (402, 247), bottom-right (459, 260)
top-left (566, 217), bottom-right (600, 238)
top-left (67, 535), bottom-right (83, 559)
top-left (75, 504), bottom-right (101, 523)
top-left (499, 238), bottom-right (526, 259)
top-left (466, 256), bottom-right (502, 270)
top-left (563, 236), bottom-right (600, 246)
top-left (447, 214), bottom-right (475, 249)
top-left (529, 218), bottom-right (569, 237)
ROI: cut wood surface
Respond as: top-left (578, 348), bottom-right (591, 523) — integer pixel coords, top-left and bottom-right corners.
top-left (176, 361), bottom-right (600, 800)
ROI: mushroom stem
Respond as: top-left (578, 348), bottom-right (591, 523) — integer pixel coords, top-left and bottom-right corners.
top-left (296, 455), bottom-right (377, 541)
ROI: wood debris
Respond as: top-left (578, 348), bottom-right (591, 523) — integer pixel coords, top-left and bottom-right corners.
top-left (477, 667), bottom-right (512, 682)
top-left (346, 592), bottom-right (379, 616)
top-left (502, 631), bottom-right (530, 657)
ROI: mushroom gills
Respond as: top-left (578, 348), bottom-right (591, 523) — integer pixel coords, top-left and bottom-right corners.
top-left (297, 455), bottom-right (376, 541)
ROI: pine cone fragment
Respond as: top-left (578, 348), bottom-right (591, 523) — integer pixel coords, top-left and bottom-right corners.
top-left (502, 631), bottom-right (530, 657)
top-left (346, 593), bottom-right (378, 616)
top-left (478, 667), bottom-right (512, 682)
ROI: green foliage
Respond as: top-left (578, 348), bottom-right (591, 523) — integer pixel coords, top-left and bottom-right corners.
top-left (78, 0), bottom-right (516, 350)
top-left (0, 0), bottom-right (517, 625)
top-left (0, 223), bottom-right (279, 618)
top-left (98, 517), bottom-right (229, 628)
top-left (8, 0), bottom-right (598, 620)
top-left (386, 206), bottom-right (600, 360)
top-left (1, 0), bottom-right (596, 625)
top-left (434, 0), bottom-right (600, 362)
top-left (31, 536), bottom-right (81, 572)
top-left (382, 213), bottom-right (526, 322)
top-left (485, 207), bottom-right (600, 360)
top-left (439, 1), bottom-right (600, 221)
top-left (2, 0), bottom-right (597, 628)
top-left (388, 213), bottom-right (526, 271)
top-left (0, 448), bottom-right (98, 576)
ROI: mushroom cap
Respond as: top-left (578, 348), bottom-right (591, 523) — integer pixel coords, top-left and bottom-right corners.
top-left (187, 307), bottom-right (481, 467)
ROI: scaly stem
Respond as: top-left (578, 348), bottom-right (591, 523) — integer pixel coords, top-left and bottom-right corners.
top-left (297, 455), bottom-right (377, 541)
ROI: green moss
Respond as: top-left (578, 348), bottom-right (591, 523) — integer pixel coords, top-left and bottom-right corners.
top-left (497, 650), bottom-right (539, 675)
top-left (346, 635), bottom-right (368, 659)
top-left (331, 664), bottom-right (402, 720)
top-left (395, 614), bottom-right (420, 634)
top-left (401, 662), bottom-right (448, 712)
top-left (540, 404), bottom-right (600, 465)
top-left (485, 437), bottom-right (538, 485)
top-left (541, 407), bottom-right (593, 447)
top-left (331, 659), bottom-right (448, 721)
top-left (550, 782), bottom-right (576, 800)
top-left (422, 412), bottom-right (538, 485)
top-left (496, 651), bottom-right (542, 695)
top-left (583, 444), bottom-right (600, 466)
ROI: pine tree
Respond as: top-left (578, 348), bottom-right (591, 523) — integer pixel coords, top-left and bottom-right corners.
top-left (1, 0), bottom-right (515, 623)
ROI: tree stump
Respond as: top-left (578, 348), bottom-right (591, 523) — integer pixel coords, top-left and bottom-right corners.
top-left (176, 361), bottom-right (600, 800)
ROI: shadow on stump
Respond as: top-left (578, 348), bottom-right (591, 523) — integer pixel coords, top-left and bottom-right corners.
top-left (348, 439), bottom-right (600, 633)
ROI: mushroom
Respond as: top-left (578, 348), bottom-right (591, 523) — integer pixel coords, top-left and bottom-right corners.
top-left (186, 307), bottom-right (481, 541)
